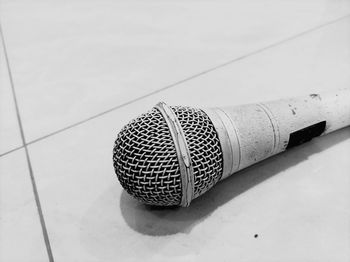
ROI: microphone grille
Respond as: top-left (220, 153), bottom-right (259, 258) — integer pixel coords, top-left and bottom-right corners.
top-left (171, 106), bottom-right (223, 199)
top-left (113, 105), bottom-right (223, 206)
top-left (113, 108), bottom-right (182, 206)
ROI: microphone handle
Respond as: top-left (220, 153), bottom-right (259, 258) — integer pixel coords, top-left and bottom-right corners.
top-left (203, 89), bottom-right (350, 180)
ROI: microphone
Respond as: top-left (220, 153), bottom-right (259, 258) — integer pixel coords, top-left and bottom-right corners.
top-left (113, 89), bottom-right (350, 207)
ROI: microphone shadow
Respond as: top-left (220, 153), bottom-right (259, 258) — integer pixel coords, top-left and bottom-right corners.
top-left (120, 127), bottom-right (350, 236)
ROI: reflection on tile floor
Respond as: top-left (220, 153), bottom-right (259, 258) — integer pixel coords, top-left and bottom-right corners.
top-left (0, 1), bottom-right (350, 261)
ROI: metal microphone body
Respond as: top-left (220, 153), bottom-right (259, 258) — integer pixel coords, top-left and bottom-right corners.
top-left (204, 89), bottom-right (350, 181)
top-left (113, 89), bottom-right (350, 207)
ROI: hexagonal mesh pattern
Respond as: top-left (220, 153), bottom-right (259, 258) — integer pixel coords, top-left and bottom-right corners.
top-left (113, 105), bottom-right (223, 206)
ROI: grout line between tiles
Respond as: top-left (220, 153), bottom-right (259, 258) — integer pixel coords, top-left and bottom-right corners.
top-left (0, 24), bottom-right (55, 262)
top-left (1, 13), bottom-right (349, 158)
top-left (0, 145), bottom-right (24, 158)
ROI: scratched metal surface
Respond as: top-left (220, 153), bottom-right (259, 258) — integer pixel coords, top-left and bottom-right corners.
top-left (0, 1), bottom-right (350, 261)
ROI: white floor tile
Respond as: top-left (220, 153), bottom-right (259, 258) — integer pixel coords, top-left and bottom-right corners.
top-left (1, 0), bottom-right (349, 142)
top-left (0, 33), bottom-right (22, 155)
top-left (0, 149), bottom-right (48, 262)
top-left (27, 17), bottom-right (350, 261)
top-left (152, 15), bottom-right (350, 107)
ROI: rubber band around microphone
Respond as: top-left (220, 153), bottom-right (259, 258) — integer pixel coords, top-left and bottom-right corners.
top-left (155, 102), bottom-right (194, 207)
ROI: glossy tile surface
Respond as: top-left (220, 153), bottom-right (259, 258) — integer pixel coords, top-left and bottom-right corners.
top-left (1, 1), bottom-right (350, 261)
top-left (0, 149), bottom-right (47, 262)
top-left (1, 0), bottom-right (350, 142)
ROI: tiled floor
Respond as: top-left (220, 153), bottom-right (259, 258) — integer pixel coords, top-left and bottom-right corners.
top-left (0, 35), bottom-right (21, 155)
top-left (1, 1), bottom-right (350, 261)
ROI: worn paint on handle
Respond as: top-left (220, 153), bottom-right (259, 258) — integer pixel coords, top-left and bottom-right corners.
top-left (204, 89), bottom-right (350, 180)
